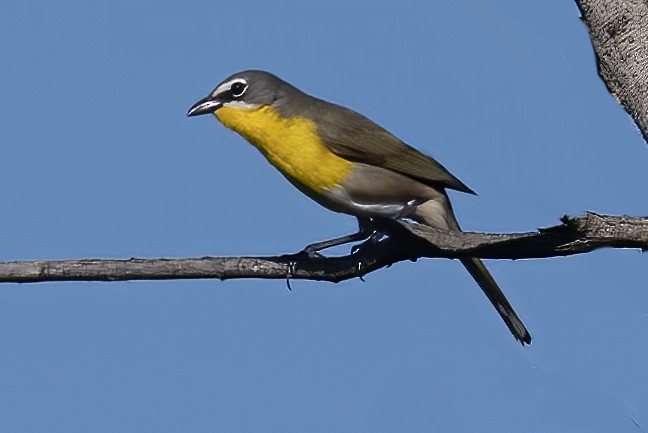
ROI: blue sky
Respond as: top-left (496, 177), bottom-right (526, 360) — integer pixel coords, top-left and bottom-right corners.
top-left (1, 1), bottom-right (647, 432)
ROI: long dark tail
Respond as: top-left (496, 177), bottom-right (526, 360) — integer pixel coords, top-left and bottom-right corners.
top-left (413, 196), bottom-right (531, 344)
top-left (460, 257), bottom-right (531, 344)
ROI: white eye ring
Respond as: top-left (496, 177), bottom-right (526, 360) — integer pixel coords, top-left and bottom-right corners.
top-left (212, 78), bottom-right (249, 99)
top-left (230, 79), bottom-right (248, 98)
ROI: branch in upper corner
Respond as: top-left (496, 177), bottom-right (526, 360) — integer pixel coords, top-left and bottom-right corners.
top-left (575, 0), bottom-right (648, 143)
top-left (0, 212), bottom-right (645, 284)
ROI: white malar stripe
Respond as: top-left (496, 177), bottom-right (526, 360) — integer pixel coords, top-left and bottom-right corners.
top-left (222, 100), bottom-right (258, 109)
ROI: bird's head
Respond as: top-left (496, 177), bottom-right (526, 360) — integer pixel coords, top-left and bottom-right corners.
top-left (187, 70), bottom-right (287, 117)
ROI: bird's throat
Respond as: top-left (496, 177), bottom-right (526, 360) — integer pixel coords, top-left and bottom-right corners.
top-left (215, 105), bottom-right (353, 193)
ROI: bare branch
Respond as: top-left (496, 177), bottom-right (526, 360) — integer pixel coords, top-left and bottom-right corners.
top-left (575, 0), bottom-right (648, 143)
top-left (0, 212), bottom-right (645, 284)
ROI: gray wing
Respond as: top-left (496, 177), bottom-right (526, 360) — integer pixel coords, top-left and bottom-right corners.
top-left (313, 102), bottom-right (476, 195)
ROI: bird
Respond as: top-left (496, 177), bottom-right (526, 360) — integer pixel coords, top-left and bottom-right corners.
top-left (188, 69), bottom-right (531, 344)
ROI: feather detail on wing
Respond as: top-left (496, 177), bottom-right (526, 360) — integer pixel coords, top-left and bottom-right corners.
top-left (313, 102), bottom-right (476, 194)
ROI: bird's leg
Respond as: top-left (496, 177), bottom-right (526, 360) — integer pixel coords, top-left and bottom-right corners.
top-left (350, 219), bottom-right (386, 254)
top-left (397, 199), bottom-right (423, 221)
top-left (348, 200), bottom-right (419, 256)
top-left (301, 217), bottom-right (374, 257)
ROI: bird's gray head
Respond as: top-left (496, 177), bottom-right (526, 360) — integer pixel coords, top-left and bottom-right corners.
top-left (187, 70), bottom-right (294, 116)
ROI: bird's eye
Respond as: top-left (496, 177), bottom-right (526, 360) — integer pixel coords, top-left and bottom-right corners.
top-left (230, 81), bottom-right (247, 98)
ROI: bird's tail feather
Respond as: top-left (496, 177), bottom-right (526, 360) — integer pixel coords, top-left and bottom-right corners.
top-left (460, 257), bottom-right (531, 345)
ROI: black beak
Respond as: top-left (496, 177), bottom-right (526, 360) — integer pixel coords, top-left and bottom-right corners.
top-left (187, 96), bottom-right (222, 117)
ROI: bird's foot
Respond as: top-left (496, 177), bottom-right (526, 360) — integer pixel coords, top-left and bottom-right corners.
top-left (351, 231), bottom-right (383, 255)
top-left (280, 247), bottom-right (325, 263)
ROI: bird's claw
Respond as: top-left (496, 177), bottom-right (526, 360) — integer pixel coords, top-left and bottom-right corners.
top-left (299, 247), bottom-right (326, 259)
top-left (286, 260), bottom-right (297, 277)
top-left (280, 247), bottom-right (327, 290)
top-left (350, 231), bottom-right (382, 255)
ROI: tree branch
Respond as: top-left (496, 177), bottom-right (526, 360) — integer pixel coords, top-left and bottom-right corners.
top-left (575, 0), bottom-right (648, 143)
top-left (0, 212), bottom-right (645, 284)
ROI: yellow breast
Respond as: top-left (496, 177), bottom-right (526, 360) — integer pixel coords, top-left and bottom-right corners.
top-left (215, 105), bottom-right (353, 193)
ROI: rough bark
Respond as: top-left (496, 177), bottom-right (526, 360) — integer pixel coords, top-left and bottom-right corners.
top-left (576, 0), bottom-right (648, 143)
top-left (1, 212), bottom-right (645, 284)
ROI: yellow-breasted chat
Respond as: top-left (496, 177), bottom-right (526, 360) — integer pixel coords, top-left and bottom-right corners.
top-left (188, 69), bottom-right (531, 344)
